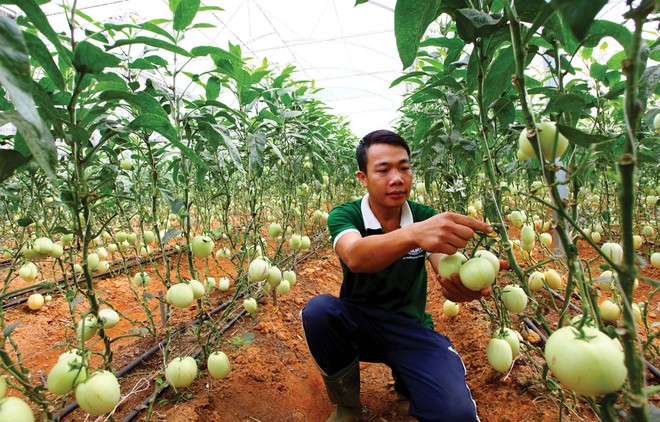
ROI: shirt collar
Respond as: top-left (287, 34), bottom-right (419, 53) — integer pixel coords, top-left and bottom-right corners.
top-left (360, 193), bottom-right (413, 230)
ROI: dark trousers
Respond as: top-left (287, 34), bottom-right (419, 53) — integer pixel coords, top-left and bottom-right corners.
top-left (301, 294), bottom-right (479, 422)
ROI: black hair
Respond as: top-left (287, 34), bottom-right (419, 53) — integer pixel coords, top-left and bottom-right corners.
top-left (356, 130), bottom-right (410, 173)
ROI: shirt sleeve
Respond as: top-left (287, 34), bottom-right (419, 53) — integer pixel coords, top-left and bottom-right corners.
top-left (328, 202), bottom-right (361, 247)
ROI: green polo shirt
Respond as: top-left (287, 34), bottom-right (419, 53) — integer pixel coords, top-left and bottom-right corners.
top-left (328, 194), bottom-right (437, 329)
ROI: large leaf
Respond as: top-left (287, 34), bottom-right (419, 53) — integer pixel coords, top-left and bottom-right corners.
top-left (582, 20), bottom-right (632, 53)
top-left (0, 18), bottom-right (56, 183)
top-left (206, 75), bottom-right (221, 100)
top-left (73, 40), bottom-right (121, 74)
top-left (108, 36), bottom-right (191, 57)
top-left (247, 132), bottom-right (266, 177)
top-left (455, 8), bottom-right (503, 44)
top-left (0, 148), bottom-right (30, 182)
top-left (104, 22), bottom-right (176, 43)
top-left (551, 0), bottom-right (608, 42)
top-left (190, 45), bottom-right (241, 63)
top-left (129, 114), bottom-right (208, 169)
top-left (8, 0), bottom-right (72, 65)
top-left (483, 46), bottom-right (515, 108)
top-left (99, 91), bottom-right (169, 120)
top-left (23, 32), bottom-right (64, 90)
top-left (446, 91), bottom-right (465, 128)
top-left (394, 0), bottom-right (443, 69)
top-left (390, 71), bottom-right (428, 88)
top-left (556, 124), bottom-right (613, 148)
top-left (543, 93), bottom-right (589, 115)
top-left (639, 65), bottom-right (660, 109)
top-left (159, 187), bottom-right (184, 214)
top-left (173, 0), bottom-right (200, 31)
top-left (413, 114), bottom-right (431, 145)
top-left (168, 0), bottom-right (182, 13)
top-left (205, 124), bottom-right (244, 172)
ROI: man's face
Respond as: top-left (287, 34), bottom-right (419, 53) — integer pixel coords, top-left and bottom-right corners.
top-left (356, 143), bottom-right (412, 209)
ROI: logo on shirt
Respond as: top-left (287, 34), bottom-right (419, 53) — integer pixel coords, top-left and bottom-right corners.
top-left (403, 247), bottom-right (425, 260)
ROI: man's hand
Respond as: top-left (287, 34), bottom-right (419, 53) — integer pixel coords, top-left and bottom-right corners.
top-left (438, 273), bottom-right (490, 302)
top-left (413, 212), bottom-right (493, 255)
top-left (437, 259), bottom-right (510, 302)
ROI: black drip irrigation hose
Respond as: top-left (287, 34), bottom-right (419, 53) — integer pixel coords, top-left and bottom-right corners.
top-left (53, 291), bottom-right (244, 421)
top-left (1, 246), bottom-right (181, 309)
top-left (120, 309), bottom-right (247, 422)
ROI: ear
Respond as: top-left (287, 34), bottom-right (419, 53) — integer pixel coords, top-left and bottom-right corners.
top-left (356, 170), bottom-right (368, 188)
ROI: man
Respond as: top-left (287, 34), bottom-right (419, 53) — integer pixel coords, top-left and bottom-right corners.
top-left (301, 129), bottom-right (500, 421)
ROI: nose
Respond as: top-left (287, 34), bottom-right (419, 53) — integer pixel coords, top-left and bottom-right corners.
top-left (390, 169), bottom-right (404, 185)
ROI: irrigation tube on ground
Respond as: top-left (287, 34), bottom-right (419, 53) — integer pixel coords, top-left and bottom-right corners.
top-left (1, 246), bottom-right (180, 309)
top-left (53, 293), bottom-right (242, 421)
top-left (120, 309), bottom-right (248, 422)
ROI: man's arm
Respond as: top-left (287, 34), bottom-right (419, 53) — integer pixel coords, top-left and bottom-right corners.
top-left (335, 212), bottom-right (492, 274)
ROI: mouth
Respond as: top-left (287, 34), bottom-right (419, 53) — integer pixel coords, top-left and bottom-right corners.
top-left (388, 191), bottom-right (407, 199)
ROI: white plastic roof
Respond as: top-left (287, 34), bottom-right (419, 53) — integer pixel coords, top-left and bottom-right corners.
top-left (6, 1), bottom-right (633, 138)
top-left (8, 0), bottom-right (407, 137)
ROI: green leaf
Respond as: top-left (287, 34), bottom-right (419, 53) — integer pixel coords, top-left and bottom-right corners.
top-left (582, 20), bottom-right (632, 53)
top-left (100, 91), bottom-right (169, 120)
top-left (161, 228), bottom-right (182, 243)
top-left (191, 45), bottom-right (243, 67)
top-left (638, 150), bottom-right (659, 164)
top-left (73, 41), bottom-right (121, 74)
top-left (16, 217), bottom-right (33, 227)
top-left (168, 0), bottom-right (181, 13)
top-left (589, 62), bottom-right (608, 82)
top-left (355, 0), bottom-right (369, 5)
top-left (103, 22), bottom-right (175, 43)
top-left (206, 76), bottom-right (220, 100)
top-left (555, 124), bottom-right (612, 148)
top-left (108, 36), bottom-right (191, 57)
top-left (242, 332), bottom-right (255, 344)
top-left (204, 124), bottom-right (243, 172)
top-left (23, 32), bottom-right (64, 90)
top-left (607, 50), bottom-right (627, 70)
top-left (198, 6), bottom-right (224, 12)
top-left (483, 46), bottom-right (515, 108)
top-left (0, 149), bottom-right (30, 182)
top-left (62, 121), bottom-right (91, 147)
top-left (490, 97), bottom-right (515, 128)
top-left (281, 110), bottom-right (302, 119)
top-left (10, 0), bottom-right (72, 66)
top-left (419, 36), bottom-right (465, 50)
top-left (543, 93), bottom-right (589, 114)
top-left (0, 18), bottom-right (57, 183)
top-left (129, 114), bottom-right (208, 169)
top-left (551, 0), bottom-right (608, 42)
top-left (173, 0), bottom-right (200, 31)
top-left (455, 8), bottom-right (503, 44)
top-left (390, 71), bottom-right (428, 88)
top-left (446, 91), bottom-right (465, 127)
top-left (128, 58), bottom-right (157, 70)
top-left (2, 321), bottom-right (21, 337)
top-left (639, 65), bottom-right (660, 109)
top-left (159, 187), bottom-right (185, 215)
top-left (413, 114), bottom-right (431, 145)
top-left (189, 23), bottom-right (216, 30)
top-left (267, 140), bottom-right (284, 162)
top-left (394, 0), bottom-right (442, 69)
top-left (247, 132), bottom-right (266, 177)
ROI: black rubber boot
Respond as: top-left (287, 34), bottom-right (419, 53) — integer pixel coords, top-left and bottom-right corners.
top-left (322, 358), bottom-right (361, 422)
